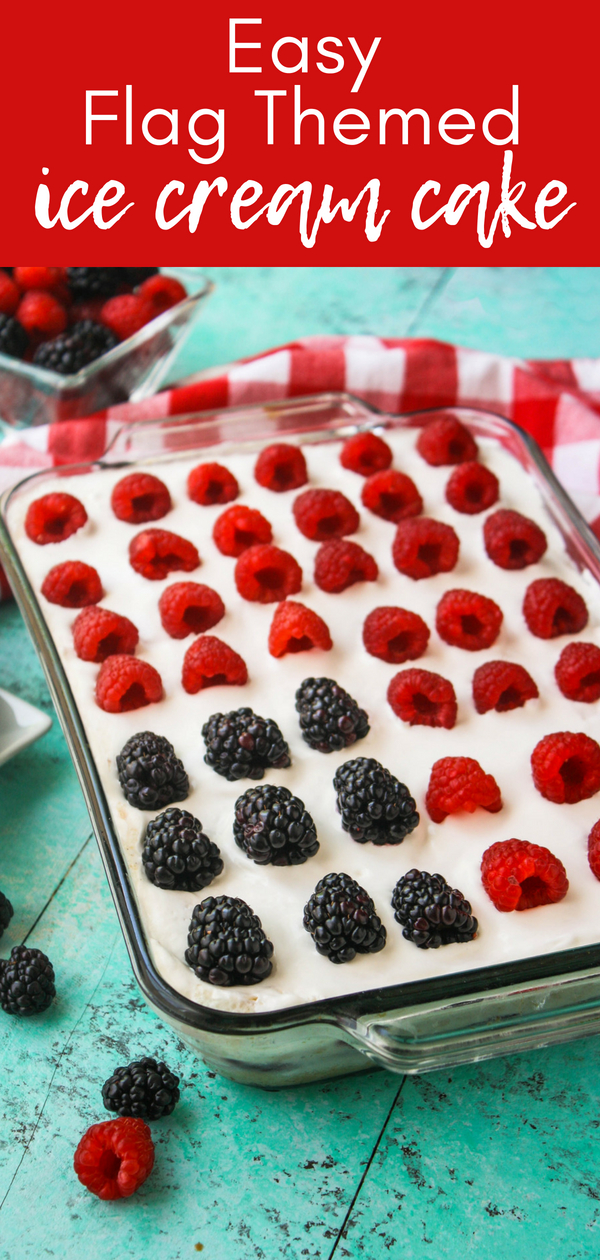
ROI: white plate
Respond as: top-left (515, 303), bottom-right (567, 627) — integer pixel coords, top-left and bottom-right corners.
top-left (0, 687), bottom-right (51, 767)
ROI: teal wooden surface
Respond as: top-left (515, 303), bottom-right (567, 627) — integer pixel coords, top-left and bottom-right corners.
top-left (2, 267), bottom-right (600, 1259)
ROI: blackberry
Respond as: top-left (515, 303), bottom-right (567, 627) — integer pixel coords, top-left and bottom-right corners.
top-left (391, 869), bottom-right (478, 948)
top-left (202, 707), bottom-right (291, 781)
top-left (303, 872), bottom-right (387, 964)
top-left (333, 757), bottom-right (419, 846)
top-left (185, 895), bottom-right (274, 987)
top-left (124, 267), bottom-right (159, 286)
top-left (102, 1056), bottom-right (180, 1120)
top-left (117, 731), bottom-right (189, 810)
top-left (142, 807), bottom-right (223, 891)
top-left (0, 313), bottom-right (27, 359)
top-left (234, 784), bottom-right (319, 866)
top-left (33, 320), bottom-right (119, 375)
top-left (0, 891), bottom-right (13, 939)
top-left (66, 267), bottom-right (125, 298)
top-left (0, 945), bottom-right (56, 1015)
top-left (295, 677), bottom-right (369, 753)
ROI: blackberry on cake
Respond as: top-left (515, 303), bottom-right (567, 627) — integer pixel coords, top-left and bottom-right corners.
top-left (391, 869), bottom-right (478, 948)
top-left (117, 731), bottom-right (189, 810)
top-left (185, 895), bottom-right (274, 986)
top-left (295, 677), bottom-right (369, 753)
top-left (0, 945), bottom-right (56, 1015)
top-left (102, 1056), bottom-right (180, 1120)
top-left (202, 707), bottom-right (291, 781)
top-left (0, 890), bottom-right (14, 939)
top-left (333, 756), bottom-right (419, 845)
top-left (234, 784), bottom-right (319, 865)
top-left (33, 321), bottom-right (119, 374)
top-left (303, 872), bottom-right (387, 963)
top-left (142, 808), bottom-right (223, 890)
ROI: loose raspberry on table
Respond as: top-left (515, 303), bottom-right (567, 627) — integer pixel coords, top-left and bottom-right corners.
top-left (25, 492), bottom-right (87, 545)
top-left (187, 462), bottom-right (239, 506)
top-left (268, 600), bottom-right (332, 657)
top-left (426, 756), bottom-right (502, 823)
top-left (129, 528), bottom-right (199, 580)
top-left (340, 431), bottom-right (392, 476)
top-left (213, 505), bottom-right (272, 557)
top-left (235, 544), bottom-right (302, 603)
top-left (14, 266), bottom-right (66, 292)
top-left (523, 578), bottom-right (588, 639)
top-left (101, 293), bottom-right (155, 340)
top-left (555, 642), bottom-right (600, 702)
top-left (41, 560), bottom-right (103, 607)
top-left (472, 660), bottom-right (539, 713)
top-left (137, 273), bottom-right (187, 313)
top-left (416, 415), bottom-right (478, 466)
top-left (484, 508), bottom-right (547, 570)
top-left (254, 443), bottom-right (308, 492)
top-left (95, 656), bottom-right (163, 713)
top-left (387, 668), bottom-right (457, 729)
top-left (314, 539), bottom-right (378, 594)
top-left (182, 635), bottom-right (248, 692)
top-left (361, 469), bottom-right (423, 523)
top-left (588, 820), bottom-right (600, 880)
top-left (111, 472), bottom-right (171, 524)
top-left (0, 270), bottom-right (19, 315)
top-left (445, 461), bottom-right (499, 514)
top-left (159, 582), bottom-right (225, 638)
top-left (531, 731), bottom-right (600, 803)
top-left (392, 517), bottom-right (459, 580)
top-left (73, 1116), bottom-right (155, 1200)
top-left (481, 839), bottom-right (569, 911)
top-left (16, 289), bottom-right (67, 343)
top-left (436, 588), bottom-right (503, 651)
top-left (293, 488), bottom-right (359, 541)
top-left (362, 606), bottom-right (430, 663)
top-left (73, 606), bottom-right (139, 662)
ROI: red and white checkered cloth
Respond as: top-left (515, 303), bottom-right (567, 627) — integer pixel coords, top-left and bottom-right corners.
top-left (2, 335), bottom-right (600, 596)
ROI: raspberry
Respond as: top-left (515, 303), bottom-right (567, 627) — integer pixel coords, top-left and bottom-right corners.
top-left (101, 294), bottom-right (155, 341)
top-left (361, 470), bottom-right (423, 523)
top-left (68, 298), bottom-right (105, 325)
top-left (254, 443), bottom-right (308, 492)
top-left (362, 606), bottom-right (430, 664)
top-left (129, 528), bottom-right (199, 580)
top-left (41, 560), bottom-right (102, 607)
top-left (111, 472), bottom-right (171, 524)
top-left (392, 518), bottom-right (459, 581)
top-left (531, 731), bottom-right (600, 803)
top-left (445, 461), bottom-right (499, 514)
top-left (472, 660), bottom-right (538, 713)
top-left (182, 636), bottom-right (248, 692)
top-left (340, 431), bottom-right (392, 476)
top-left (235, 544), bottom-right (302, 603)
top-left (73, 1116), bottom-right (155, 1200)
top-left (268, 601), bottom-right (332, 657)
top-left (25, 492), bottom-right (87, 545)
top-left (484, 509), bottom-right (547, 570)
top-left (73, 606), bottom-right (139, 662)
top-left (588, 820), bottom-right (600, 880)
top-left (137, 273), bottom-right (187, 313)
top-left (159, 582), bottom-right (225, 639)
top-left (416, 414), bottom-right (478, 466)
top-left (0, 313), bottom-right (27, 358)
top-left (523, 578), bottom-right (588, 639)
top-left (387, 668), bottom-right (457, 729)
top-left (555, 642), bottom-right (600, 702)
top-left (314, 539), bottom-right (378, 594)
top-left (293, 489), bottom-right (359, 541)
top-left (187, 462), bottom-right (239, 506)
top-left (16, 289), bottom-right (67, 343)
top-left (426, 756), bottom-right (502, 823)
top-left (481, 839), bottom-right (569, 912)
top-left (14, 266), bottom-right (66, 292)
top-left (0, 270), bottom-right (19, 315)
top-left (95, 656), bottom-right (163, 713)
top-left (436, 588), bottom-right (503, 651)
top-left (213, 505), bottom-right (272, 557)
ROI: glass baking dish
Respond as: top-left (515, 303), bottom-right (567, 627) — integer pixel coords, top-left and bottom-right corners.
top-left (3, 392), bottom-right (600, 1089)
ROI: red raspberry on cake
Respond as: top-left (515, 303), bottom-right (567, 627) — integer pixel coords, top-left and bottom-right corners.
top-left (95, 656), bottom-right (163, 713)
top-left (340, 431), bottom-right (392, 476)
top-left (314, 539), bottom-right (378, 594)
top-left (363, 606), bottom-right (430, 663)
top-left (187, 462), bottom-right (239, 506)
top-left (137, 273), bottom-right (187, 313)
top-left (416, 415), bottom-right (478, 466)
top-left (129, 529), bottom-right (199, 580)
top-left (41, 560), bottom-right (102, 607)
top-left (0, 270), bottom-right (20, 315)
top-left (387, 668), bottom-right (457, 729)
top-left (555, 642), bottom-right (600, 702)
top-left (472, 660), bottom-right (539, 713)
top-left (17, 289), bottom-right (67, 343)
top-left (235, 544), bottom-right (302, 603)
top-left (182, 635), bottom-right (248, 692)
top-left (481, 839), bottom-right (569, 911)
top-left (531, 731), bottom-right (600, 803)
top-left (213, 505), bottom-right (272, 557)
top-left (426, 756), bottom-right (502, 823)
top-left (445, 461), bottom-right (499, 514)
top-left (361, 470), bottom-right (423, 523)
top-left (588, 820), bottom-right (600, 880)
top-left (72, 606), bottom-right (139, 662)
top-left (523, 578), bottom-right (588, 639)
top-left (111, 472), bottom-right (171, 524)
top-left (268, 600), bottom-right (332, 657)
top-left (159, 582), bottom-right (225, 638)
top-left (483, 508), bottom-right (547, 570)
top-left (254, 443), bottom-right (308, 492)
top-left (101, 294), bottom-right (155, 340)
top-left (293, 488), bottom-right (359, 541)
top-left (392, 518), bottom-right (459, 581)
top-left (25, 492), bottom-right (87, 545)
top-left (73, 1116), bottom-right (155, 1200)
top-left (436, 588), bottom-right (503, 651)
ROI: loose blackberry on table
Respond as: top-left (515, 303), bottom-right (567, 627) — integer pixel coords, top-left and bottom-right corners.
top-left (333, 756), bottom-right (419, 845)
top-left (202, 707), bottom-right (291, 780)
top-left (117, 731), bottom-right (189, 810)
top-left (0, 945), bottom-right (55, 1015)
top-left (234, 784), bottom-right (319, 865)
top-left (102, 1057), bottom-right (180, 1120)
top-left (295, 677), bottom-right (369, 752)
top-left (303, 872), bottom-right (387, 964)
top-left (185, 895), bottom-right (274, 986)
top-left (142, 808), bottom-right (223, 890)
top-left (0, 890), bottom-right (14, 939)
top-left (391, 870), bottom-right (478, 948)
top-left (33, 321), bottom-right (119, 374)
